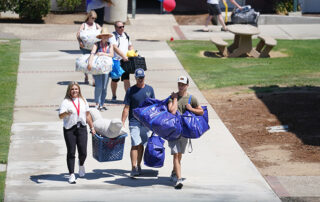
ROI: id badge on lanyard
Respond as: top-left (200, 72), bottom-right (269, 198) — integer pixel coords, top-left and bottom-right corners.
top-left (72, 98), bottom-right (81, 128)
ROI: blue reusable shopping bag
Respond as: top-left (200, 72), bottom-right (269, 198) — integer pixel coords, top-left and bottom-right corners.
top-left (181, 96), bottom-right (210, 139)
top-left (144, 133), bottom-right (165, 168)
top-left (133, 97), bottom-right (182, 140)
top-left (109, 58), bottom-right (125, 79)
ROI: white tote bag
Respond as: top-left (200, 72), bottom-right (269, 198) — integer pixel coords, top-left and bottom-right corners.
top-left (79, 28), bottom-right (101, 50)
top-left (75, 54), bottom-right (113, 75)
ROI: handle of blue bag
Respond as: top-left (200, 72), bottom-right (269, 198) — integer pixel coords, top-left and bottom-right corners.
top-left (188, 139), bottom-right (193, 153)
top-left (188, 95), bottom-right (192, 104)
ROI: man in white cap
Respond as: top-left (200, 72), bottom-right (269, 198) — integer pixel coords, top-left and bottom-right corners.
top-left (167, 76), bottom-right (204, 189)
top-left (121, 68), bottom-right (155, 177)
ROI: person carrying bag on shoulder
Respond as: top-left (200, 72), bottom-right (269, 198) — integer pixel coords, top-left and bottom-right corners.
top-left (167, 76), bottom-right (204, 189)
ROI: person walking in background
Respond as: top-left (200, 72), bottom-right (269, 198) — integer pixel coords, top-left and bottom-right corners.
top-left (76, 10), bottom-right (101, 85)
top-left (59, 82), bottom-right (96, 184)
top-left (88, 28), bottom-right (114, 111)
top-left (86, 0), bottom-right (113, 27)
top-left (167, 76), bottom-right (204, 189)
top-left (204, 0), bottom-right (242, 32)
top-left (121, 68), bottom-right (155, 177)
top-left (109, 21), bottom-right (134, 101)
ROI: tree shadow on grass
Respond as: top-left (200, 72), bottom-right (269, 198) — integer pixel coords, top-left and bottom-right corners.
top-left (250, 85), bottom-right (320, 146)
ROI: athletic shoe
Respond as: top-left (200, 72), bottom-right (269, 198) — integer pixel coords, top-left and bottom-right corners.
top-left (79, 165), bottom-right (85, 177)
top-left (112, 96), bottom-right (117, 101)
top-left (68, 173), bottom-right (76, 184)
top-left (174, 178), bottom-right (183, 189)
top-left (99, 106), bottom-right (108, 111)
top-left (221, 27), bottom-right (228, 32)
top-left (130, 167), bottom-right (139, 177)
top-left (137, 165), bottom-right (142, 175)
top-left (203, 27), bottom-right (209, 32)
top-left (170, 171), bottom-right (177, 182)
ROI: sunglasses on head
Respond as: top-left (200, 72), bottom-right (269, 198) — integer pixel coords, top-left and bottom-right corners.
top-left (117, 26), bottom-right (124, 29)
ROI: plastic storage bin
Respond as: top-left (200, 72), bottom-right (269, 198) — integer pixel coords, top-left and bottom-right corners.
top-left (92, 133), bottom-right (127, 162)
top-left (121, 56), bottom-right (147, 74)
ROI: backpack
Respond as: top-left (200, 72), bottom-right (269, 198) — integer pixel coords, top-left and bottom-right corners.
top-left (112, 31), bottom-right (130, 47)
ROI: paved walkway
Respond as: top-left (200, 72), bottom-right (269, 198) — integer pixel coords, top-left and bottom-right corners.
top-left (2, 13), bottom-right (320, 201)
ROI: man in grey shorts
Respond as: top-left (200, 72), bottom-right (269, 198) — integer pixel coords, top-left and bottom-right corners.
top-left (121, 69), bottom-right (155, 177)
top-left (167, 76), bottom-right (204, 189)
top-left (204, 0), bottom-right (242, 32)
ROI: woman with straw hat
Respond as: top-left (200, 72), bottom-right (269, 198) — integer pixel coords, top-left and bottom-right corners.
top-left (88, 27), bottom-right (114, 111)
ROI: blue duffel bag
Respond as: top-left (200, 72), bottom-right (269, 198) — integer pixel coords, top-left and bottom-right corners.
top-left (181, 96), bottom-right (210, 139)
top-left (133, 97), bottom-right (182, 140)
top-left (144, 133), bottom-right (165, 168)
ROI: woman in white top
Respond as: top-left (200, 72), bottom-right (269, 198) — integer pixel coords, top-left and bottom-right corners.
top-left (76, 10), bottom-right (102, 85)
top-left (59, 82), bottom-right (96, 184)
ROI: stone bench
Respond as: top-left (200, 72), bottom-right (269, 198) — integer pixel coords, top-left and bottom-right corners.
top-left (255, 35), bottom-right (277, 58)
top-left (211, 37), bottom-right (228, 57)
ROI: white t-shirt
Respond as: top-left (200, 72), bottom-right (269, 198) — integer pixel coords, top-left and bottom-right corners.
top-left (207, 0), bottom-right (219, 4)
top-left (109, 32), bottom-right (132, 60)
top-left (59, 97), bottom-right (90, 129)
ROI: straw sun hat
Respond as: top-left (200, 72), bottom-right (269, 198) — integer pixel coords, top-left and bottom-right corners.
top-left (96, 27), bottom-right (113, 39)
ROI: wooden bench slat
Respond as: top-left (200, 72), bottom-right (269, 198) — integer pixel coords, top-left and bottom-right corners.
top-left (258, 35), bottom-right (277, 46)
top-left (211, 37), bottom-right (228, 46)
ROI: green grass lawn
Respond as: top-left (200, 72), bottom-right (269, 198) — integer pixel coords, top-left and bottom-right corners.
top-left (168, 39), bottom-right (320, 89)
top-left (0, 39), bottom-right (20, 201)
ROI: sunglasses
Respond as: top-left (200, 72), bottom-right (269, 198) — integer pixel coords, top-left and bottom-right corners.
top-left (91, 17), bottom-right (97, 20)
top-left (136, 77), bottom-right (145, 80)
top-left (116, 26), bottom-right (124, 29)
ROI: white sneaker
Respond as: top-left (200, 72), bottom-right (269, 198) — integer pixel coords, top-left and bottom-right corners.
top-left (68, 173), bottom-right (76, 184)
top-left (79, 165), bottom-right (85, 177)
top-left (174, 178), bottom-right (183, 189)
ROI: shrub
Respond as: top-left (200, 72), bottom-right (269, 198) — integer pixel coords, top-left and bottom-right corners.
top-left (0, 0), bottom-right (18, 12)
top-left (16, 0), bottom-right (50, 21)
top-left (57, 0), bottom-right (82, 12)
top-left (274, 0), bottom-right (297, 15)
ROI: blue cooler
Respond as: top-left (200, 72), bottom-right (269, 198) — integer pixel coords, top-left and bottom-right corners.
top-left (92, 134), bottom-right (127, 162)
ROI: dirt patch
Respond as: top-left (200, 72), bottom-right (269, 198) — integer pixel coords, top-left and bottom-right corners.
top-left (43, 12), bottom-right (86, 24)
top-left (202, 86), bottom-right (320, 176)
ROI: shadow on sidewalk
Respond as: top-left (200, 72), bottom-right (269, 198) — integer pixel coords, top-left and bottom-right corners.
top-left (251, 85), bottom-right (320, 146)
top-left (59, 50), bottom-right (82, 54)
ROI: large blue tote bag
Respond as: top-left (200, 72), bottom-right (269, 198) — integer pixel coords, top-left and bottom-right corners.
top-left (133, 97), bottom-right (182, 140)
top-left (181, 96), bottom-right (210, 139)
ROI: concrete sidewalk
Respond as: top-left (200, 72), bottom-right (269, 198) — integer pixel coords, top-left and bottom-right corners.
top-left (3, 13), bottom-right (319, 201)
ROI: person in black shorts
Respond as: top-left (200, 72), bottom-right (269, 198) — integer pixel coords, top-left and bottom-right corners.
top-left (204, 0), bottom-right (242, 32)
top-left (109, 21), bottom-right (134, 101)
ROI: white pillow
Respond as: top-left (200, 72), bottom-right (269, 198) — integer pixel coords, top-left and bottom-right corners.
top-left (93, 119), bottom-right (111, 137)
top-left (89, 108), bottom-right (102, 122)
top-left (106, 119), bottom-right (123, 138)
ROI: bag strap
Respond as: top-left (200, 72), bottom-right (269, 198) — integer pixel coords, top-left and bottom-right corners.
top-left (113, 31), bottom-right (130, 48)
top-left (188, 95), bottom-right (192, 104)
top-left (188, 139), bottom-right (193, 153)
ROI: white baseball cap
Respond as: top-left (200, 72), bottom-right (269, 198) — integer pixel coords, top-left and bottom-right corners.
top-left (177, 76), bottom-right (189, 84)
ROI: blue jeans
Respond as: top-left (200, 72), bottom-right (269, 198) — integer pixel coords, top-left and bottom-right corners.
top-left (93, 73), bottom-right (109, 106)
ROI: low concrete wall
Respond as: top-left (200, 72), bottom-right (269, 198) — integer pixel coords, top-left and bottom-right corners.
top-left (258, 14), bottom-right (320, 25)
